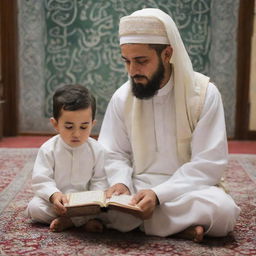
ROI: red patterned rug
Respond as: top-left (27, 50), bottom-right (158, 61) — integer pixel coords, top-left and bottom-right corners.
top-left (0, 149), bottom-right (255, 256)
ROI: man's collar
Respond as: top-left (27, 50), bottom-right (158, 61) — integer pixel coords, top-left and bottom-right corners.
top-left (156, 73), bottom-right (174, 97)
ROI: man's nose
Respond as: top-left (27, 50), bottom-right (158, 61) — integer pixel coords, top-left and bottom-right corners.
top-left (128, 62), bottom-right (139, 77)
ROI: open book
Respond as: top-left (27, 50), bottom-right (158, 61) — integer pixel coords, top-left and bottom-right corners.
top-left (64, 190), bottom-right (143, 217)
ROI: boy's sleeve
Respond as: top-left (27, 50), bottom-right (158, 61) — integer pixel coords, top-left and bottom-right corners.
top-left (88, 142), bottom-right (109, 191)
top-left (32, 147), bottom-right (60, 201)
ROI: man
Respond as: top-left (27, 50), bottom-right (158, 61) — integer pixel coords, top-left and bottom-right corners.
top-left (98, 8), bottom-right (240, 242)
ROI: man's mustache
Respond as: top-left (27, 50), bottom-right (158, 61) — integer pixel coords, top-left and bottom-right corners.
top-left (132, 75), bottom-right (147, 80)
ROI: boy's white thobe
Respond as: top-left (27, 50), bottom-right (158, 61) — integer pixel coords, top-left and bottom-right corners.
top-left (26, 135), bottom-right (108, 226)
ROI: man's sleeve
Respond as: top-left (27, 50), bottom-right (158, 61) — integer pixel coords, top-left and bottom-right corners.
top-left (98, 94), bottom-right (134, 193)
top-left (152, 83), bottom-right (228, 203)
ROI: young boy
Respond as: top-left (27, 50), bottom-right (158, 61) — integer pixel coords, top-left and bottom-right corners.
top-left (26, 84), bottom-right (108, 232)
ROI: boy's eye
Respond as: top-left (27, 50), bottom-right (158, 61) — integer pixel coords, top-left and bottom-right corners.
top-left (80, 126), bottom-right (87, 130)
top-left (65, 126), bottom-right (73, 130)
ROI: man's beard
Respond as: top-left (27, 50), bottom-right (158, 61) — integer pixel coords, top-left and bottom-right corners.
top-left (131, 60), bottom-right (165, 100)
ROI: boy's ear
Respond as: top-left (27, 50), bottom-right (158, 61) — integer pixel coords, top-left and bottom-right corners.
top-left (50, 117), bottom-right (58, 131)
top-left (92, 119), bottom-right (97, 127)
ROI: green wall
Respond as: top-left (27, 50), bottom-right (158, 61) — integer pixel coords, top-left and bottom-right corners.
top-left (18, 0), bottom-right (239, 136)
top-left (44, 0), bottom-right (211, 132)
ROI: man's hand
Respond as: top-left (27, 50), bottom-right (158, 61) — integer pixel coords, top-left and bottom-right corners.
top-left (130, 189), bottom-right (159, 219)
top-left (49, 192), bottom-right (68, 216)
top-left (105, 183), bottom-right (130, 198)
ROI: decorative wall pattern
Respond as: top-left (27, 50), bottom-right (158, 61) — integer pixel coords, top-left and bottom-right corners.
top-left (210, 0), bottom-right (239, 137)
top-left (18, 0), bottom-right (239, 137)
top-left (18, 0), bottom-right (52, 133)
top-left (43, 0), bottom-right (211, 132)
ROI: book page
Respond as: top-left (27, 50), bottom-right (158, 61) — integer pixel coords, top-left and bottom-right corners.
top-left (66, 190), bottom-right (105, 207)
top-left (107, 194), bottom-right (140, 209)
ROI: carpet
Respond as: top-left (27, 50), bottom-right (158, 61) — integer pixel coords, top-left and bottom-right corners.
top-left (0, 149), bottom-right (255, 256)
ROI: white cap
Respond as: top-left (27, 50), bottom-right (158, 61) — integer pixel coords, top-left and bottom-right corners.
top-left (119, 16), bottom-right (169, 45)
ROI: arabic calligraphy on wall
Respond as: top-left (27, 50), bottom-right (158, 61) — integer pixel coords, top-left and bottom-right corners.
top-left (44, 0), bottom-right (211, 132)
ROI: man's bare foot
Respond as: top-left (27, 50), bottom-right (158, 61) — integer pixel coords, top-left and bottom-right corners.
top-left (82, 219), bottom-right (104, 233)
top-left (50, 217), bottom-right (74, 232)
top-left (175, 225), bottom-right (204, 243)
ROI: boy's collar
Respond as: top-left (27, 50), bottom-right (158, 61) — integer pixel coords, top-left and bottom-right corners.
top-left (58, 135), bottom-right (86, 151)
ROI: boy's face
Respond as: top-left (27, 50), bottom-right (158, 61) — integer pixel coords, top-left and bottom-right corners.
top-left (51, 108), bottom-right (95, 148)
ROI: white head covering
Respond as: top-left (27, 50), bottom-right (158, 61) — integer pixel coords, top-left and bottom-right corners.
top-left (119, 16), bottom-right (169, 45)
top-left (119, 8), bottom-right (194, 81)
top-left (119, 9), bottom-right (209, 166)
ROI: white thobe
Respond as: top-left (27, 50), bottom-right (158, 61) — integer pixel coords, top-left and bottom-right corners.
top-left (26, 135), bottom-right (108, 226)
top-left (98, 77), bottom-right (240, 237)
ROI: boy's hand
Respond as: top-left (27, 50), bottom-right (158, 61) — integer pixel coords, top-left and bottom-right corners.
top-left (106, 183), bottom-right (130, 198)
top-left (130, 189), bottom-right (159, 219)
top-left (50, 192), bottom-right (68, 216)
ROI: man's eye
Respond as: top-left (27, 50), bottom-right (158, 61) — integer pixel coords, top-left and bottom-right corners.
top-left (65, 126), bottom-right (73, 130)
top-left (80, 126), bottom-right (87, 130)
top-left (137, 60), bottom-right (148, 64)
top-left (123, 59), bottom-right (130, 64)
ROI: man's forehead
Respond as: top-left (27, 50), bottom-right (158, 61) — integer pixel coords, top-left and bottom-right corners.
top-left (121, 44), bottom-right (155, 57)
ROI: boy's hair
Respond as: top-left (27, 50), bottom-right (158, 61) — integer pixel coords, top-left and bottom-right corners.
top-left (53, 84), bottom-right (96, 121)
